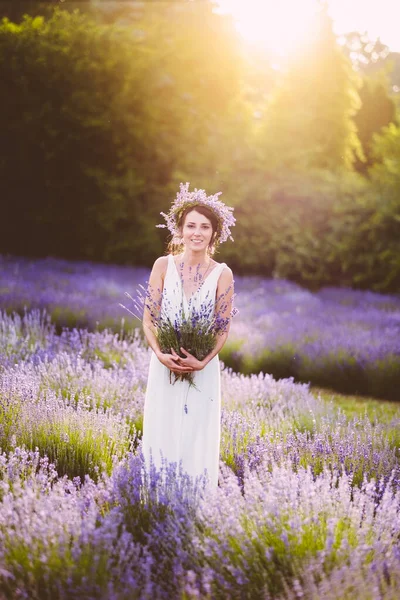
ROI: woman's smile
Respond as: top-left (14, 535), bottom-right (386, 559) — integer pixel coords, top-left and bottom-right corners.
top-left (181, 210), bottom-right (214, 252)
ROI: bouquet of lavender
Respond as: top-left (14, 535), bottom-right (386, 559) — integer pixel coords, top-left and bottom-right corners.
top-left (156, 305), bottom-right (230, 387)
top-left (120, 284), bottom-right (233, 387)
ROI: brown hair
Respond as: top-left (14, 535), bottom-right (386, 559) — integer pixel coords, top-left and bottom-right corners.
top-left (167, 204), bottom-right (220, 256)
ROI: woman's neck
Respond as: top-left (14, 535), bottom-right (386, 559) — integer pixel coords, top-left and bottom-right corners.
top-left (180, 249), bottom-right (210, 267)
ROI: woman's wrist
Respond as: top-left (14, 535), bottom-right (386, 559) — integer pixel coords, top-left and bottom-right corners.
top-left (202, 348), bottom-right (220, 368)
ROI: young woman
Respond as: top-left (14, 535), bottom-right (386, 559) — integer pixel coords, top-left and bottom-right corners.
top-left (141, 183), bottom-right (236, 488)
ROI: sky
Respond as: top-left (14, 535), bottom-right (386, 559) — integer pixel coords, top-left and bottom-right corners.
top-left (329, 0), bottom-right (400, 51)
top-left (216, 0), bottom-right (400, 54)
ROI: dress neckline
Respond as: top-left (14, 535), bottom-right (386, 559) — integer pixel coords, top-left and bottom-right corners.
top-left (170, 254), bottom-right (222, 305)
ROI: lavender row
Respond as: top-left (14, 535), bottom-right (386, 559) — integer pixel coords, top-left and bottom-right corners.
top-left (1, 254), bottom-right (399, 397)
top-left (0, 448), bottom-right (399, 599)
top-left (226, 277), bottom-right (400, 399)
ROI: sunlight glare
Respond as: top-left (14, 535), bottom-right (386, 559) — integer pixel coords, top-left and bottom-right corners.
top-left (217, 0), bottom-right (318, 56)
top-left (218, 0), bottom-right (400, 54)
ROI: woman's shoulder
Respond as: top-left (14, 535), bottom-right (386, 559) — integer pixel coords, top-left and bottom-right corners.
top-left (153, 255), bottom-right (169, 267)
top-left (152, 255), bottom-right (169, 278)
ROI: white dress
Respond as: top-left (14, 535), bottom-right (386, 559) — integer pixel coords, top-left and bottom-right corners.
top-left (142, 254), bottom-right (227, 488)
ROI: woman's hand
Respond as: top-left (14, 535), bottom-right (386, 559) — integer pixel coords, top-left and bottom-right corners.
top-left (172, 347), bottom-right (205, 372)
top-left (156, 351), bottom-right (194, 374)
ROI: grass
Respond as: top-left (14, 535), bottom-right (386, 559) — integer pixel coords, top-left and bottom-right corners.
top-left (312, 386), bottom-right (400, 423)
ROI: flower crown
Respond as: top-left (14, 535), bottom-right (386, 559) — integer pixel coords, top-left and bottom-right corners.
top-left (156, 182), bottom-right (235, 245)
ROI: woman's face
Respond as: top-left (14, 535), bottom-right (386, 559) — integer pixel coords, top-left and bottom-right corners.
top-left (181, 209), bottom-right (214, 252)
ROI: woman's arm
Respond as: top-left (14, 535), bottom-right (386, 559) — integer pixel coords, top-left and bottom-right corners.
top-left (176, 266), bottom-right (234, 370)
top-left (142, 256), bottom-right (166, 356)
top-left (144, 256), bottom-right (194, 374)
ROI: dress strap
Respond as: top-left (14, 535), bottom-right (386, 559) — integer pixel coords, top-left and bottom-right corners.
top-left (211, 262), bottom-right (227, 281)
top-left (216, 262), bottom-right (227, 275)
top-left (204, 262), bottom-right (227, 295)
top-left (165, 254), bottom-right (178, 289)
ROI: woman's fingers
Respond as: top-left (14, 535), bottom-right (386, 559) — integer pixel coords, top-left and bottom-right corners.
top-left (170, 348), bottom-right (181, 363)
top-left (171, 366), bottom-right (193, 373)
top-left (166, 355), bottom-right (193, 372)
top-left (180, 347), bottom-right (194, 358)
top-left (164, 349), bottom-right (195, 372)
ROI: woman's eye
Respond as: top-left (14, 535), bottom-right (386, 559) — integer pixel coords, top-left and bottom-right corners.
top-left (186, 224), bottom-right (209, 229)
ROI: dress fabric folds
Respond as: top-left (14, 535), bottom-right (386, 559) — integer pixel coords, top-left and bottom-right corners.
top-left (142, 254), bottom-right (227, 487)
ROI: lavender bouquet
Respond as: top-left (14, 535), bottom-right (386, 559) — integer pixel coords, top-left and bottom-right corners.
top-left (156, 305), bottom-right (229, 387)
top-left (120, 283), bottom-right (234, 387)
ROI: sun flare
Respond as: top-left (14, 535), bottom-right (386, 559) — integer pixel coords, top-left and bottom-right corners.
top-left (217, 0), bottom-right (318, 56)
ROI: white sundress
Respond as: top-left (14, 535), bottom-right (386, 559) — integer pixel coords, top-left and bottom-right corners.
top-left (142, 254), bottom-right (227, 488)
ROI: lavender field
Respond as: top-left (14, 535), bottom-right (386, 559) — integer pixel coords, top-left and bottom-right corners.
top-left (1, 254), bottom-right (399, 399)
top-left (0, 254), bottom-right (399, 598)
top-left (0, 308), bottom-right (399, 598)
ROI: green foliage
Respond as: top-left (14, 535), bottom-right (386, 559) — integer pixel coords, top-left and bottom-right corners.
top-left (0, 5), bottom-right (399, 292)
top-left (0, 11), bottom-right (129, 258)
top-left (258, 8), bottom-right (363, 173)
top-left (0, 394), bottom-right (132, 480)
top-left (0, 6), bottom-right (242, 265)
top-left (327, 122), bottom-right (400, 292)
top-left (19, 419), bottom-right (129, 480)
top-left (221, 337), bottom-right (400, 402)
top-left (1, 530), bottom-right (112, 600)
top-left (354, 73), bottom-right (397, 172)
top-left (312, 386), bottom-right (400, 424)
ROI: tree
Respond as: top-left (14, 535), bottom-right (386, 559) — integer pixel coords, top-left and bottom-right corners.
top-left (339, 31), bottom-right (390, 73)
top-left (353, 73), bottom-right (397, 173)
top-left (258, 6), bottom-right (363, 173)
top-left (0, 5), bottom-right (243, 264)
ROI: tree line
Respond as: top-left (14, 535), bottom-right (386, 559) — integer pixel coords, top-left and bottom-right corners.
top-left (0, 3), bottom-right (399, 292)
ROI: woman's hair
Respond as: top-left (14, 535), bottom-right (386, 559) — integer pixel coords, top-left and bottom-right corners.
top-left (167, 204), bottom-right (219, 256)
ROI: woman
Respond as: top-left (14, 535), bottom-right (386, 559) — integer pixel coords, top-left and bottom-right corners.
top-left (141, 183), bottom-right (236, 488)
